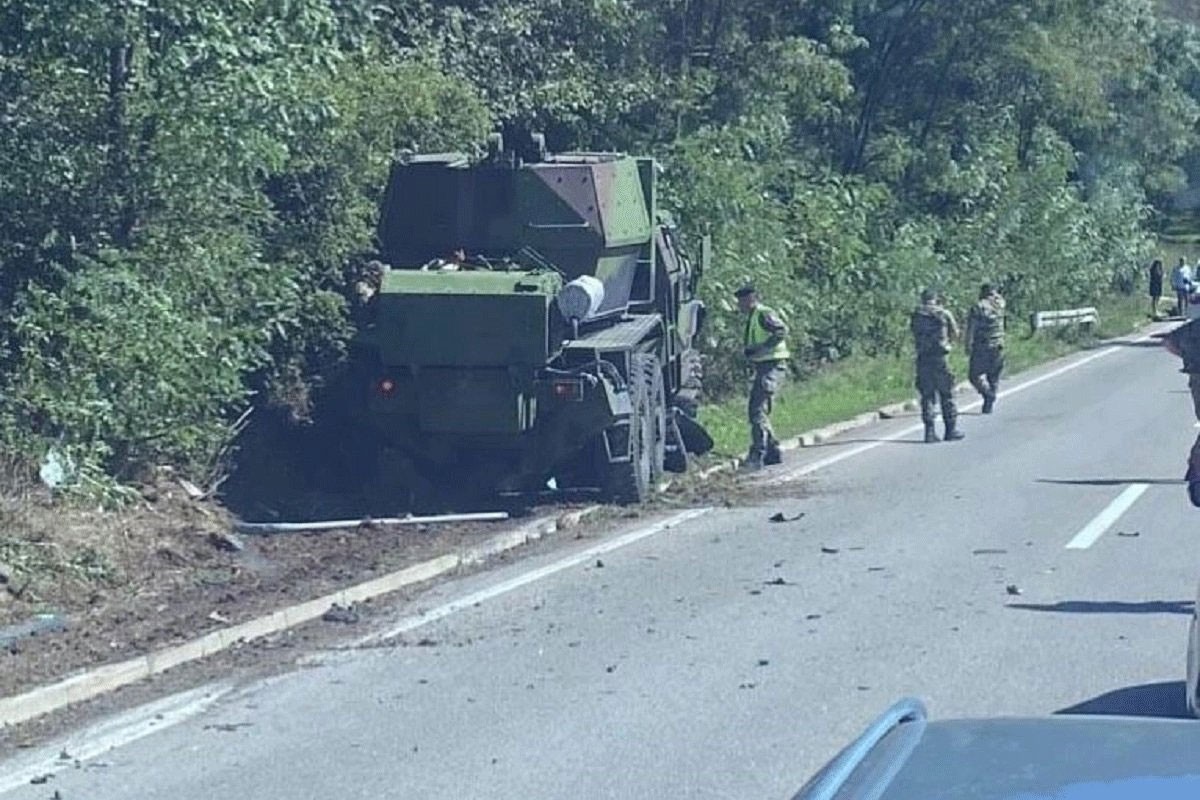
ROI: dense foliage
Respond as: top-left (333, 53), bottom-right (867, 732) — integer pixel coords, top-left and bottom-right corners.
top-left (1, 0), bottom-right (1197, 485)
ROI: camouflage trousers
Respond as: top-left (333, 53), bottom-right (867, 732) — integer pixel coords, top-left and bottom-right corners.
top-left (968, 346), bottom-right (1005, 400)
top-left (1187, 431), bottom-right (1200, 507)
top-left (748, 361), bottom-right (786, 464)
top-left (915, 354), bottom-right (957, 427)
top-left (1184, 376), bottom-right (1200, 507)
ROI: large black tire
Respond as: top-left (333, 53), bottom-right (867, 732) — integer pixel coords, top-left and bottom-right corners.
top-left (604, 353), bottom-right (665, 504)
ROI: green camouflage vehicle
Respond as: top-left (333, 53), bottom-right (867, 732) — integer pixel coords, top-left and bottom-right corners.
top-left (353, 132), bottom-right (712, 506)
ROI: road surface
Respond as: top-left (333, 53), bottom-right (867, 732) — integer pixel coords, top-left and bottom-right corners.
top-left (3, 327), bottom-right (1198, 799)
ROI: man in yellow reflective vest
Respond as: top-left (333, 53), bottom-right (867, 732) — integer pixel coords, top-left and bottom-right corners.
top-left (736, 284), bottom-right (790, 469)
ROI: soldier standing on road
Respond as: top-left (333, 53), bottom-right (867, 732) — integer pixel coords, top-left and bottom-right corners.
top-left (1172, 257), bottom-right (1193, 318)
top-left (1149, 259), bottom-right (1165, 320)
top-left (965, 283), bottom-right (1006, 414)
top-left (736, 285), bottom-right (790, 470)
top-left (910, 288), bottom-right (965, 444)
top-left (1163, 319), bottom-right (1200, 506)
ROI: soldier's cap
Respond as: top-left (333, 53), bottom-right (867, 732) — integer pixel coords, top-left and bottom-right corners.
top-left (734, 284), bottom-right (757, 298)
top-left (980, 282), bottom-right (993, 296)
top-left (920, 287), bottom-right (938, 303)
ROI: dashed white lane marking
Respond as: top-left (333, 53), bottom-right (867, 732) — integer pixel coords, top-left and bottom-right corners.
top-left (350, 507), bottom-right (714, 647)
top-left (1065, 483), bottom-right (1151, 550)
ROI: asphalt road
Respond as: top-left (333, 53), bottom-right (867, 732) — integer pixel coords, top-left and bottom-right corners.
top-left (4, 327), bottom-right (1200, 799)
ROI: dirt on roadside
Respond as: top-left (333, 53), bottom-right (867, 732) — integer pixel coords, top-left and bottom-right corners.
top-left (0, 458), bottom-right (809, 703)
top-left (0, 476), bottom-right (572, 700)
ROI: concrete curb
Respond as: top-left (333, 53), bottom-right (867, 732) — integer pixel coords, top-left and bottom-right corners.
top-left (0, 505), bottom-right (601, 729)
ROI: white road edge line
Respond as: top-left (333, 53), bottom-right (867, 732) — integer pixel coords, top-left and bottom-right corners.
top-left (0, 684), bottom-right (233, 795)
top-left (351, 507), bottom-right (714, 648)
top-left (1065, 483), bottom-right (1151, 550)
top-left (763, 333), bottom-right (1157, 486)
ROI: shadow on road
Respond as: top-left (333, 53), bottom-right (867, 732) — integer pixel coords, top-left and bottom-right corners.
top-left (1056, 681), bottom-right (1190, 719)
top-left (1036, 478), bottom-right (1184, 486)
top-left (1107, 340), bottom-right (1169, 349)
top-left (1008, 600), bottom-right (1193, 615)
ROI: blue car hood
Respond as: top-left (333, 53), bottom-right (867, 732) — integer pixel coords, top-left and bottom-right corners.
top-left (880, 716), bottom-right (1200, 800)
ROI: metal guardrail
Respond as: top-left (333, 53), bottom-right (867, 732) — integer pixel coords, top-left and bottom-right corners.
top-left (1029, 307), bottom-right (1098, 332)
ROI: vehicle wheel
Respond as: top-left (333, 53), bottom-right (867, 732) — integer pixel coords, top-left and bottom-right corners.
top-left (603, 353), bottom-right (662, 504)
top-left (648, 355), bottom-right (667, 485)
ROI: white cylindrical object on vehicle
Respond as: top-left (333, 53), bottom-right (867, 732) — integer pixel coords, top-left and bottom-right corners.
top-left (557, 275), bottom-right (605, 321)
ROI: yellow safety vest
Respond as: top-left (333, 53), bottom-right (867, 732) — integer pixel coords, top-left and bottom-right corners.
top-left (745, 305), bottom-right (791, 362)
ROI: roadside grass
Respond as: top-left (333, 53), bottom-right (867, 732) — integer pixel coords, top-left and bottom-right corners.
top-left (699, 292), bottom-right (1154, 457)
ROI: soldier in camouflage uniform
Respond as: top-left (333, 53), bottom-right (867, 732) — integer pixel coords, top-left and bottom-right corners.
top-left (965, 283), bottom-right (1006, 414)
top-left (354, 260), bottom-right (387, 306)
top-left (910, 288), bottom-right (964, 444)
top-left (736, 284), bottom-right (790, 469)
top-left (1164, 318), bottom-right (1200, 506)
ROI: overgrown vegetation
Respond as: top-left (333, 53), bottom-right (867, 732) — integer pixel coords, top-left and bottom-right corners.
top-left (1, 0), bottom-right (1199, 493)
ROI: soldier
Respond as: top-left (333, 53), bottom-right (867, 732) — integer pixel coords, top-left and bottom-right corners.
top-left (736, 284), bottom-right (790, 469)
top-left (353, 259), bottom-right (387, 306)
top-left (965, 283), bottom-right (1006, 414)
top-left (1164, 319), bottom-right (1200, 506)
top-left (910, 288), bottom-right (965, 443)
top-left (1172, 257), bottom-right (1193, 318)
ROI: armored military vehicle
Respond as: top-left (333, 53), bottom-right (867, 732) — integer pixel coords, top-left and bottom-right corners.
top-left (353, 132), bottom-right (712, 505)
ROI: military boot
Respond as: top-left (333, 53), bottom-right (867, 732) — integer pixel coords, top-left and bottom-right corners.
top-left (943, 420), bottom-right (965, 441)
top-left (981, 393), bottom-right (995, 415)
top-left (764, 443), bottom-right (783, 466)
top-left (923, 423), bottom-right (940, 443)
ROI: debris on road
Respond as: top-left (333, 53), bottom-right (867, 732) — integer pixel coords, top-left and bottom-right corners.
top-left (769, 511), bottom-right (806, 523)
top-left (208, 531), bottom-right (245, 552)
top-left (207, 611), bottom-right (231, 625)
top-left (1116, 531), bottom-right (1141, 538)
top-left (820, 546), bottom-right (840, 554)
top-left (322, 604), bottom-right (361, 624)
top-left (595, 559), bottom-right (605, 568)
top-left (1006, 584), bottom-right (1023, 596)
top-left (764, 577), bottom-right (797, 586)
top-left (204, 722), bottom-right (254, 733)
top-left (29, 774), bottom-right (52, 785)
top-left (178, 478), bottom-right (206, 501)
top-left (972, 548), bottom-right (1008, 555)
top-left (234, 511), bottom-right (510, 536)
top-left (757, 659), bottom-right (770, 667)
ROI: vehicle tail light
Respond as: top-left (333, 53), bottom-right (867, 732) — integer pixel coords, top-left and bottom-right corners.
top-left (551, 379), bottom-right (584, 401)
